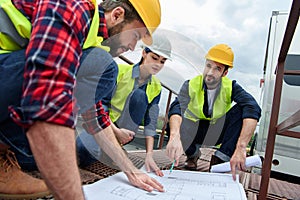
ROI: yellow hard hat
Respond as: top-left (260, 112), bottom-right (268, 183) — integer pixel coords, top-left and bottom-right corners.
top-left (205, 44), bottom-right (234, 68)
top-left (129, 0), bottom-right (161, 45)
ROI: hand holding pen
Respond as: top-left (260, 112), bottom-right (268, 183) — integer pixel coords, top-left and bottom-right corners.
top-left (169, 160), bottom-right (176, 174)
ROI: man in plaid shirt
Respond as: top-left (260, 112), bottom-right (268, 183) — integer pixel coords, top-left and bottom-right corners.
top-left (0, 0), bottom-right (163, 199)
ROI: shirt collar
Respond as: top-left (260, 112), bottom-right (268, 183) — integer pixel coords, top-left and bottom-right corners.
top-left (98, 5), bottom-right (109, 40)
top-left (132, 64), bottom-right (152, 84)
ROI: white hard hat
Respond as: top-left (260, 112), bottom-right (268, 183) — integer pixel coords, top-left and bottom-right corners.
top-left (141, 34), bottom-right (172, 60)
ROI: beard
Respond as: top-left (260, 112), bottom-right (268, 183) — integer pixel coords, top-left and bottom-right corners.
top-left (102, 22), bottom-right (125, 57)
top-left (204, 74), bottom-right (220, 89)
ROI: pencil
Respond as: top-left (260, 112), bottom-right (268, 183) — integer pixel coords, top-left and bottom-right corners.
top-left (169, 160), bottom-right (176, 174)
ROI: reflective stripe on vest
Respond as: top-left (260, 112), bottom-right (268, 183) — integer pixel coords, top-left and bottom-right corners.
top-left (109, 64), bottom-right (162, 122)
top-left (184, 75), bottom-right (232, 123)
top-left (0, 0), bottom-right (109, 53)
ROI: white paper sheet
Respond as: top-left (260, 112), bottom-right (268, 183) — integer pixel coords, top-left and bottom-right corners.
top-left (83, 170), bottom-right (247, 200)
top-left (210, 155), bottom-right (262, 173)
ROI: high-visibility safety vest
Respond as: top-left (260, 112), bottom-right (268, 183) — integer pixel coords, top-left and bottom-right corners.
top-left (109, 64), bottom-right (162, 122)
top-left (0, 0), bottom-right (109, 53)
top-left (184, 75), bottom-right (232, 123)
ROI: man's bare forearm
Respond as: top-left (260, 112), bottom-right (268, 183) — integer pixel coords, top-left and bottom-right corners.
top-left (166, 114), bottom-right (184, 165)
top-left (93, 125), bottom-right (137, 174)
top-left (169, 114), bottom-right (182, 140)
top-left (26, 121), bottom-right (84, 200)
top-left (230, 118), bottom-right (258, 180)
top-left (145, 136), bottom-right (154, 154)
top-left (236, 118), bottom-right (258, 150)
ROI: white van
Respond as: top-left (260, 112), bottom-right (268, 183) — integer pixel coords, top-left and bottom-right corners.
top-left (256, 10), bottom-right (300, 178)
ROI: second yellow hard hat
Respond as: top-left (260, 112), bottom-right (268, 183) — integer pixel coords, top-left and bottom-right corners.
top-left (129, 0), bottom-right (161, 45)
top-left (205, 44), bottom-right (234, 68)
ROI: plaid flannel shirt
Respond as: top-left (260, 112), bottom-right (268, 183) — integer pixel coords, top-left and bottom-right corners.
top-left (9, 0), bottom-right (110, 133)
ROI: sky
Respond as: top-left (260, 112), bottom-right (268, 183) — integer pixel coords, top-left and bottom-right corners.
top-left (114, 0), bottom-right (294, 114)
top-left (157, 0), bottom-right (293, 100)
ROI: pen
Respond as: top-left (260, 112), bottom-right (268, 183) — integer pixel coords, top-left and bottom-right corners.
top-left (169, 160), bottom-right (176, 174)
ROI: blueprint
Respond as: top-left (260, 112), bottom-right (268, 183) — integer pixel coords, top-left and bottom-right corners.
top-left (83, 170), bottom-right (247, 200)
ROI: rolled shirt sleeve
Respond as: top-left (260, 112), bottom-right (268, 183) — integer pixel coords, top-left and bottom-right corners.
top-left (80, 101), bottom-right (111, 135)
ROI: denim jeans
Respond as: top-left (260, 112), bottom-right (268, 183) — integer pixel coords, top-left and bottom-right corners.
top-left (0, 47), bottom-right (117, 171)
top-left (115, 89), bottom-right (149, 133)
top-left (183, 104), bottom-right (243, 161)
top-left (0, 49), bottom-right (37, 170)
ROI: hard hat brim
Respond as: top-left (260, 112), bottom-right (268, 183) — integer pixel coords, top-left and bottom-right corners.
top-left (141, 45), bottom-right (172, 61)
top-left (151, 49), bottom-right (172, 60)
top-left (205, 56), bottom-right (233, 68)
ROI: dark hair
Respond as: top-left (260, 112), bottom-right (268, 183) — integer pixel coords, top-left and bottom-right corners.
top-left (224, 65), bottom-right (229, 72)
top-left (100, 0), bottom-right (143, 25)
top-left (138, 47), bottom-right (152, 64)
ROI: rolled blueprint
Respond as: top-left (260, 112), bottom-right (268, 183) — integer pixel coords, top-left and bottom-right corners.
top-left (210, 155), bottom-right (262, 173)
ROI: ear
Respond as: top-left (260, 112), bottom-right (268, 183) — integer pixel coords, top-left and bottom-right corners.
top-left (222, 69), bottom-right (228, 77)
top-left (142, 49), bottom-right (147, 58)
top-left (110, 7), bottom-right (125, 25)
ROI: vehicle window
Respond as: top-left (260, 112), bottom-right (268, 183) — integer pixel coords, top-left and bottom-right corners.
top-left (284, 54), bottom-right (300, 86)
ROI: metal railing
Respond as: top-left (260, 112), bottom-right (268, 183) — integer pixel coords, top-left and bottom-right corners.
top-left (258, 0), bottom-right (300, 199)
